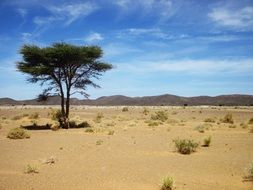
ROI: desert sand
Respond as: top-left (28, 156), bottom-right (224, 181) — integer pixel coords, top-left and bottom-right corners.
top-left (0, 105), bottom-right (252, 190)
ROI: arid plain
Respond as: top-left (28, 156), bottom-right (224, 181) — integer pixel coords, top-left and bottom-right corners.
top-left (0, 106), bottom-right (252, 190)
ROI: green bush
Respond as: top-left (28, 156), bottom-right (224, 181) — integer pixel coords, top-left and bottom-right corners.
top-left (151, 110), bottom-right (168, 122)
top-left (50, 109), bottom-right (63, 121)
top-left (221, 113), bottom-right (234, 124)
top-left (173, 139), bottom-right (198, 154)
top-left (203, 136), bottom-right (211, 147)
top-left (7, 128), bottom-right (30, 139)
top-left (161, 175), bottom-right (174, 190)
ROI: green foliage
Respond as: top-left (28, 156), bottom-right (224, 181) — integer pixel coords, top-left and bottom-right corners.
top-left (161, 175), bottom-right (174, 190)
top-left (122, 107), bottom-right (129, 112)
top-left (173, 139), bottom-right (199, 154)
top-left (151, 110), bottom-right (168, 122)
top-left (17, 43), bottom-right (112, 124)
top-left (203, 136), bottom-right (212, 147)
top-left (221, 113), bottom-right (234, 124)
top-left (7, 128), bottom-right (30, 139)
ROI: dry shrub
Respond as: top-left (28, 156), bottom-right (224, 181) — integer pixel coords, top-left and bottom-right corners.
top-left (221, 113), bottom-right (234, 124)
top-left (161, 175), bottom-right (174, 190)
top-left (151, 110), bottom-right (168, 122)
top-left (7, 128), bottom-right (30, 139)
top-left (173, 139), bottom-right (199, 154)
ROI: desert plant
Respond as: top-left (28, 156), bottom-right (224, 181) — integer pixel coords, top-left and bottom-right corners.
top-left (148, 121), bottom-right (160, 127)
top-left (143, 107), bottom-right (149, 115)
top-left (203, 136), bottom-right (212, 147)
top-left (204, 118), bottom-right (215, 123)
top-left (85, 128), bottom-right (94, 133)
top-left (122, 107), bottom-right (129, 112)
top-left (240, 123), bottom-right (248, 129)
top-left (7, 128), bottom-right (30, 139)
top-left (244, 162), bottom-right (253, 180)
top-left (173, 139), bottom-right (199, 154)
top-left (228, 124), bottom-right (237, 128)
top-left (221, 113), bottom-right (234, 124)
top-left (161, 175), bottom-right (174, 190)
top-left (29, 112), bottom-right (39, 119)
top-left (108, 130), bottom-right (115, 135)
top-left (24, 164), bottom-right (39, 174)
top-left (50, 123), bottom-right (60, 131)
top-left (248, 118), bottom-right (253, 124)
top-left (151, 110), bottom-right (168, 122)
top-left (94, 113), bottom-right (103, 123)
top-left (96, 139), bottom-right (103, 145)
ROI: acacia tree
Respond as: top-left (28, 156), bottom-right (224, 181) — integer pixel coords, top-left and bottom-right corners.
top-left (17, 43), bottom-right (112, 128)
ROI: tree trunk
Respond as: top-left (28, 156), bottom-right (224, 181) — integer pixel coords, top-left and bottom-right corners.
top-left (65, 89), bottom-right (71, 129)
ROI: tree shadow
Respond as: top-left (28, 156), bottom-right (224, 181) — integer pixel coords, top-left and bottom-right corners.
top-left (21, 123), bottom-right (52, 130)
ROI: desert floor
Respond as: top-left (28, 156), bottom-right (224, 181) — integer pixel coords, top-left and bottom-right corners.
top-left (0, 105), bottom-right (252, 190)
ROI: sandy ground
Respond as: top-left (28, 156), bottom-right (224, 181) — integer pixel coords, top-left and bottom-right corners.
top-left (0, 105), bottom-right (252, 190)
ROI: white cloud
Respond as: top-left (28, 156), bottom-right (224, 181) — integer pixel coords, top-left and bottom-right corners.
top-left (17, 8), bottom-right (27, 18)
top-left (113, 0), bottom-right (176, 20)
top-left (33, 2), bottom-right (98, 27)
top-left (85, 32), bottom-right (103, 42)
top-left (208, 6), bottom-right (253, 31)
top-left (21, 32), bottom-right (33, 43)
top-left (117, 58), bottom-right (253, 75)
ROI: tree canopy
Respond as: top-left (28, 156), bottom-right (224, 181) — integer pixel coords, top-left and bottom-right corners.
top-left (17, 42), bottom-right (113, 128)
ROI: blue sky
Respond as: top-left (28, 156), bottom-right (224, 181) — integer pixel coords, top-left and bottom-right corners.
top-left (0, 0), bottom-right (253, 100)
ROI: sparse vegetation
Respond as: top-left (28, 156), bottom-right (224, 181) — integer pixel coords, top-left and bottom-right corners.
top-left (203, 136), bottom-right (212, 147)
top-left (240, 123), bottom-right (248, 129)
top-left (195, 123), bottom-right (212, 133)
top-left (7, 128), bottom-right (30, 139)
top-left (148, 121), bottom-right (161, 127)
top-left (122, 107), bottom-right (129, 112)
top-left (29, 112), bottom-right (39, 119)
top-left (221, 113), bottom-right (234, 124)
top-left (94, 113), bottom-right (104, 123)
top-left (204, 118), bottom-right (215, 123)
top-left (96, 139), bottom-right (103, 145)
top-left (228, 124), bottom-right (237, 128)
top-left (248, 118), bottom-right (253, 125)
top-left (24, 164), bottom-right (39, 174)
top-left (173, 139), bottom-right (199, 154)
top-left (85, 128), bottom-right (94, 133)
top-left (108, 130), bottom-right (115, 135)
top-left (244, 161), bottom-right (253, 180)
top-left (161, 175), bottom-right (174, 190)
top-left (143, 107), bottom-right (149, 115)
top-left (151, 110), bottom-right (168, 122)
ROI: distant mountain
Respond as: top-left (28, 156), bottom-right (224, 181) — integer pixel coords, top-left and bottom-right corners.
top-left (0, 94), bottom-right (253, 106)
